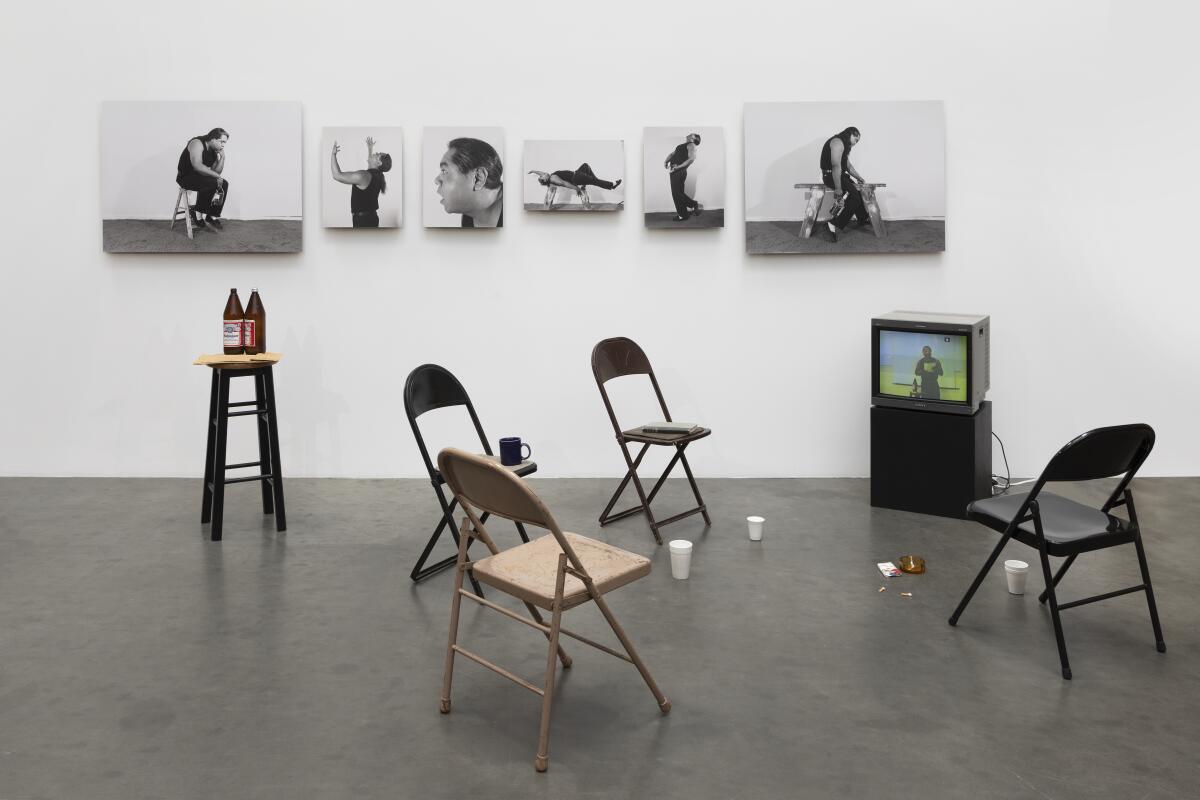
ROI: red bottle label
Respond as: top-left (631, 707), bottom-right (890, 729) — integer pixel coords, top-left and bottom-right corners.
top-left (243, 320), bottom-right (256, 349)
top-left (223, 321), bottom-right (243, 347)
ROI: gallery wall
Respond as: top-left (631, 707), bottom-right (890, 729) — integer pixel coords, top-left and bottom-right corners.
top-left (1, 0), bottom-right (1197, 479)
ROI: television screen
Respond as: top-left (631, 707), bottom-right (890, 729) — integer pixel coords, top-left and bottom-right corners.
top-left (878, 330), bottom-right (969, 404)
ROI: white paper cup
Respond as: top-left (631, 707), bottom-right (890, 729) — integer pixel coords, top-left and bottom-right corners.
top-left (668, 540), bottom-right (693, 580)
top-left (746, 515), bottom-right (765, 541)
top-left (1004, 559), bottom-right (1030, 595)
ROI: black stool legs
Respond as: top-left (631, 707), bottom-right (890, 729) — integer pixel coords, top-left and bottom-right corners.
top-left (201, 365), bottom-right (287, 541)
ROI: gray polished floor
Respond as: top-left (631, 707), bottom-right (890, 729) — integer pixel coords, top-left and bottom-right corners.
top-left (1, 477), bottom-right (1198, 799)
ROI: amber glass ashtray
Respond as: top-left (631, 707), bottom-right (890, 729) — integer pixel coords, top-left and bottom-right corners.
top-left (898, 555), bottom-right (926, 574)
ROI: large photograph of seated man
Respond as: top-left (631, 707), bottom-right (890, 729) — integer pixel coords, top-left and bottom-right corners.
top-left (744, 101), bottom-right (944, 255)
top-left (523, 140), bottom-right (625, 212)
top-left (877, 331), bottom-right (968, 404)
top-left (321, 127), bottom-right (403, 228)
top-left (423, 127), bottom-right (505, 228)
top-left (643, 126), bottom-right (725, 228)
top-left (100, 101), bottom-right (302, 253)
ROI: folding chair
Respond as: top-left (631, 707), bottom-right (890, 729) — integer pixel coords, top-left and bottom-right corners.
top-left (591, 337), bottom-right (711, 545)
top-left (948, 424), bottom-right (1165, 679)
top-left (437, 447), bottom-right (671, 772)
top-left (404, 364), bottom-right (532, 595)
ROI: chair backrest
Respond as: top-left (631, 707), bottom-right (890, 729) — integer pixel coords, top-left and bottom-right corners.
top-left (438, 447), bottom-right (554, 528)
top-left (592, 337), bottom-right (653, 384)
top-left (1026, 424), bottom-right (1155, 513)
top-left (404, 365), bottom-right (492, 479)
top-left (591, 337), bottom-right (671, 431)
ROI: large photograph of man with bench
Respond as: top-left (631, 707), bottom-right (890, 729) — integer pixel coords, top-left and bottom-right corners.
top-left (744, 101), bottom-right (945, 255)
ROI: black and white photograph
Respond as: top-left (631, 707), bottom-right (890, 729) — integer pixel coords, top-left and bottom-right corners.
top-left (744, 101), bottom-right (945, 255)
top-left (423, 127), bottom-right (505, 228)
top-left (643, 127), bottom-right (725, 228)
top-left (100, 101), bottom-right (302, 253)
top-left (523, 140), bottom-right (624, 212)
top-left (321, 127), bottom-right (402, 228)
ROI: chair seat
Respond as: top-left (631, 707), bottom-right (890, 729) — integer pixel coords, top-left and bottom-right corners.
top-left (622, 426), bottom-right (711, 445)
top-left (967, 491), bottom-right (1131, 555)
top-left (472, 532), bottom-right (651, 611)
top-left (434, 457), bottom-right (536, 483)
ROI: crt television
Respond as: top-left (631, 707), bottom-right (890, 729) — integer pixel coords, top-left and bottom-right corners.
top-left (872, 311), bottom-right (990, 415)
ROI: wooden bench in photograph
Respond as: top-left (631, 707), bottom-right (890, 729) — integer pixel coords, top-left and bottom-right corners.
top-left (793, 182), bottom-right (887, 239)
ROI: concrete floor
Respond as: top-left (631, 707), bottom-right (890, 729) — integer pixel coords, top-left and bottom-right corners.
top-left (1, 476), bottom-right (1197, 799)
top-left (745, 219), bottom-right (945, 254)
top-left (644, 210), bottom-right (726, 229)
top-left (102, 219), bottom-right (303, 253)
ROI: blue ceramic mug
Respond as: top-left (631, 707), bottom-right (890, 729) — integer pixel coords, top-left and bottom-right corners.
top-left (499, 437), bottom-right (531, 467)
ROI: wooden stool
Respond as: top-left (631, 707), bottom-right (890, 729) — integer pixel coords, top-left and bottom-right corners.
top-left (794, 182), bottom-right (888, 238)
top-left (199, 360), bottom-right (286, 541)
top-left (171, 187), bottom-right (196, 239)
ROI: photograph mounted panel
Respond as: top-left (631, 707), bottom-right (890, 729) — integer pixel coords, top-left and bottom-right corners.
top-left (100, 101), bottom-right (302, 253)
top-left (643, 127), bottom-right (724, 228)
top-left (423, 127), bottom-right (506, 228)
top-left (321, 127), bottom-right (403, 228)
top-left (523, 140), bottom-right (625, 212)
top-left (744, 101), bottom-right (945, 255)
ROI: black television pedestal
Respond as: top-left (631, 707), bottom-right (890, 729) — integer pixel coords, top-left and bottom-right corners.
top-left (870, 401), bottom-right (992, 519)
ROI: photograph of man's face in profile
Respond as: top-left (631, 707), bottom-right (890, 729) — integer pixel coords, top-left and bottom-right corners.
top-left (424, 129), bottom-right (504, 228)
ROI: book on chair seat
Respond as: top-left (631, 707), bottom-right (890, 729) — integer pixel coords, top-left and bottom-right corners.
top-left (641, 421), bottom-right (697, 434)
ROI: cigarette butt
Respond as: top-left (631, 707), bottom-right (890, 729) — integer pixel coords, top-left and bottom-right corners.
top-left (900, 592), bottom-right (913, 597)
top-left (878, 586), bottom-right (886, 593)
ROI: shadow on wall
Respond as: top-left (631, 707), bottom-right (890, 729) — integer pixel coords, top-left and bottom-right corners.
top-left (112, 147), bottom-right (189, 221)
top-left (746, 136), bottom-right (891, 222)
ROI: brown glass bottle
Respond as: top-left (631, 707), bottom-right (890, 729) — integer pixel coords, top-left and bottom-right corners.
top-left (223, 288), bottom-right (244, 355)
top-left (243, 288), bottom-right (266, 355)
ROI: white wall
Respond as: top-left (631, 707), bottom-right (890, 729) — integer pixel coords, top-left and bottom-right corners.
top-left (1, 0), bottom-right (1197, 479)
top-left (100, 102), bottom-right (302, 220)
top-left (643, 127), bottom-right (726, 214)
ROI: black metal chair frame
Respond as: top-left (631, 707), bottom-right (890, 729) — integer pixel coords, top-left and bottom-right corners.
top-left (201, 365), bottom-right (286, 542)
top-left (591, 337), bottom-right (711, 545)
top-left (404, 364), bottom-right (532, 595)
top-left (948, 424), bottom-right (1164, 679)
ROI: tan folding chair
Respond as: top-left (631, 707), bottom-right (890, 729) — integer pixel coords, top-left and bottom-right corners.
top-left (436, 447), bottom-right (671, 772)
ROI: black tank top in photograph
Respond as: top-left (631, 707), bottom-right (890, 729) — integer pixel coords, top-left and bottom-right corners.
top-left (820, 134), bottom-right (851, 173)
top-left (668, 142), bottom-right (691, 167)
top-left (351, 170), bottom-right (383, 213)
top-left (177, 137), bottom-right (216, 180)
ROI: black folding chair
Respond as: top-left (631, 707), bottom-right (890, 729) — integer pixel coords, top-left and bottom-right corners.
top-left (404, 364), bottom-right (533, 595)
top-left (591, 337), bottom-right (711, 545)
top-left (948, 424), bottom-right (1164, 679)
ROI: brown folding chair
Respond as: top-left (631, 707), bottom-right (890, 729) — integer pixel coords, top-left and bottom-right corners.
top-left (591, 337), bottom-right (711, 544)
top-left (437, 447), bottom-right (671, 772)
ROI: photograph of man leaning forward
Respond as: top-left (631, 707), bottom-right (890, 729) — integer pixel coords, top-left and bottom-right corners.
top-left (176, 128), bottom-right (229, 231)
top-left (820, 126), bottom-right (871, 242)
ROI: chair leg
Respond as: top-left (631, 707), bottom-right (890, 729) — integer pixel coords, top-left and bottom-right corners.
top-left (440, 526), bottom-right (472, 715)
top-left (591, 590), bottom-right (670, 714)
top-left (676, 448), bottom-right (711, 526)
top-left (523, 601), bottom-right (572, 669)
top-left (948, 533), bottom-right (1011, 626)
top-left (209, 371), bottom-right (231, 542)
top-left (599, 443), bottom-right (650, 524)
top-left (1038, 553), bottom-right (1076, 604)
top-left (644, 447), bottom-right (684, 506)
top-left (412, 490), bottom-right (484, 595)
top-left (1036, 539), bottom-right (1072, 680)
top-left (1132, 533), bottom-right (1166, 652)
top-left (201, 369), bottom-right (219, 523)
top-left (254, 372), bottom-right (275, 515)
top-left (262, 367), bottom-right (286, 532)
top-left (514, 520), bottom-right (531, 544)
top-left (534, 554), bottom-right (568, 772)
